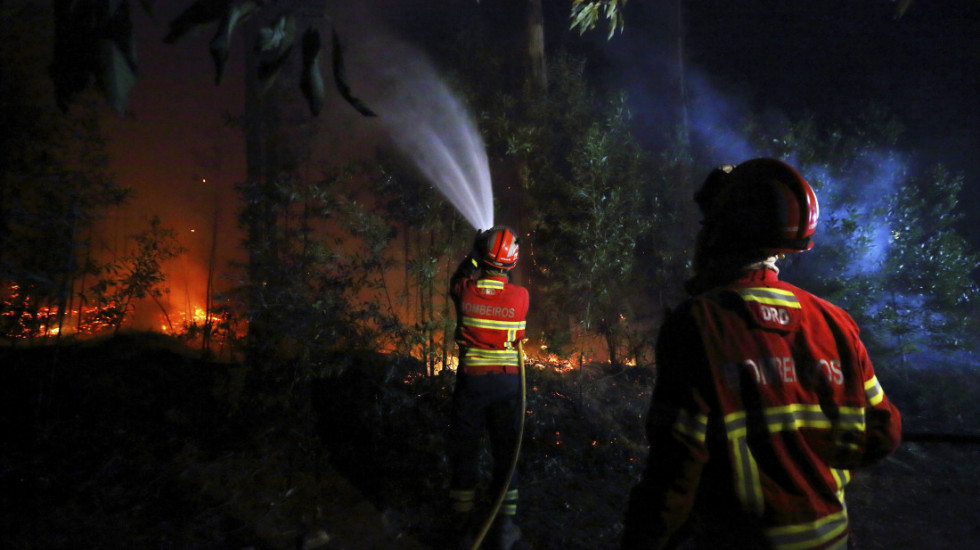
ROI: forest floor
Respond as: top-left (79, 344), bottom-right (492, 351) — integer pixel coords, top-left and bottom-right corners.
top-left (2, 332), bottom-right (979, 549)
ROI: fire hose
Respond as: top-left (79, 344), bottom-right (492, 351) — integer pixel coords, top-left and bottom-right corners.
top-left (469, 340), bottom-right (527, 550)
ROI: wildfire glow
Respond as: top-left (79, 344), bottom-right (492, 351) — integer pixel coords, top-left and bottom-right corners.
top-left (1, 284), bottom-right (125, 338)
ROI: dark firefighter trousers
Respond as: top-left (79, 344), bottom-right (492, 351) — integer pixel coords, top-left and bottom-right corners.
top-left (449, 371), bottom-right (522, 515)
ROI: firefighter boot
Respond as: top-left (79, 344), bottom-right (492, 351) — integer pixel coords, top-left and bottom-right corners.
top-left (449, 489), bottom-right (478, 549)
top-left (452, 511), bottom-right (479, 550)
top-left (489, 515), bottom-right (530, 550)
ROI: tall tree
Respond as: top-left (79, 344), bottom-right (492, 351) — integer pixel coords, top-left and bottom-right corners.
top-left (477, 54), bottom-right (669, 364)
top-left (45, 1), bottom-right (377, 360)
top-left (1, 3), bottom-right (128, 340)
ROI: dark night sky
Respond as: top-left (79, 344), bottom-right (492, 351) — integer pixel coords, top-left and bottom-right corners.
top-left (101, 0), bottom-right (980, 302)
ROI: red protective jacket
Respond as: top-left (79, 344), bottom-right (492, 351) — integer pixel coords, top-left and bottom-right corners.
top-left (451, 258), bottom-right (528, 372)
top-left (622, 269), bottom-right (901, 550)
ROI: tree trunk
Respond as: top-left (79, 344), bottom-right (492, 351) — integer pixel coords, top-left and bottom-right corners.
top-left (525, 0), bottom-right (548, 94)
top-left (495, 0), bottom-right (548, 94)
top-left (242, 16), bottom-right (280, 365)
top-left (671, 0), bottom-right (690, 147)
top-left (203, 205), bottom-right (219, 355)
top-left (55, 200), bottom-right (80, 343)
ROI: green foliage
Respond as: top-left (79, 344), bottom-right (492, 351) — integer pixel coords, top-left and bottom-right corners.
top-left (872, 165), bottom-right (979, 353)
top-left (88, 216), bottom-right (186, 334)
top-left (539, 96), bottom-right (652, 352)
top-left (0, 5), bottom-right (131, 340)
top-left (471, 53), bottom-right (677, 364)
top-left (0, 101), bottom-right (128, 337)
top-left (570, 0), bottom-right (628, 39)
top-left (750, 110), bottom-right (979, 362)
top-left (371, 161), bottom-right (474, 371)
top-left (234, 164), bottom-right (404, 377)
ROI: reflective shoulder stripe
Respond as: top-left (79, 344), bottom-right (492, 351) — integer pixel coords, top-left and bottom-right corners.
top-left (765, 509), bottom-right (849, 550)
top-left (738, 287), bottom-right (802, 309)
top-left (864, 375), bottom-right (884, 406)
top-left (477, 279), bottom-right (505, 290)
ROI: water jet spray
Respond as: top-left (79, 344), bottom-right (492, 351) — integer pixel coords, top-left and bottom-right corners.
top-left (368, 40), bottom-right (495, 232)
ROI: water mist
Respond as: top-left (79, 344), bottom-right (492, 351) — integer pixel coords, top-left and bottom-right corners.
top-left (361, 36), bottom-right (494, 231)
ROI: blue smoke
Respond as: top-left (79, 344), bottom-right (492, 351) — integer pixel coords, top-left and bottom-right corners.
top-left (687, 71), bottom-right (756, 162)
top-left (680, 68), bottom-right (976, 367)
top-left (687, 71), bottom-right (909, 274)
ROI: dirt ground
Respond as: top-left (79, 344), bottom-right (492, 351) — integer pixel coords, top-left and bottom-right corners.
top-left (846, 442), bottom-right (980, 550)
top-left (3, 337), bottom-right (978, 550)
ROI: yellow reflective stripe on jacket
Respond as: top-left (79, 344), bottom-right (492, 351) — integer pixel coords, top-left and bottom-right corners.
top-left (725, 405), bottom-right (866, 438)
top-left (462, 316), bottom-right (525, 345)
top-left (461, 317), bottom-right (526, 330)
top-left (864, 375), bottom-right (884, 406)
top-left (830, 468), bottom-right (851, 507)
top-left (673, 409), bottom-right (709, 444)
top-left (463, 348), bottom-right (520, 367)
top-left (738, 287), bottom-right (802, 309)
top-left (765, 509), bottom-right (849, 550)
top-left (731, 434), bottom-right (764, 515)
top-left (477, 279), bottom-right (505, 290)
top-left (725, 405), bottom-right (864, 517)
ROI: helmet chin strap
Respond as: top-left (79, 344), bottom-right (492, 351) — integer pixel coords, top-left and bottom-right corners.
top-left (743, 256), bottom-right (781, 274)
top-left (483, 267), bottom-right (510, 280)
top-left (687, 252), bottom-right (781, 295)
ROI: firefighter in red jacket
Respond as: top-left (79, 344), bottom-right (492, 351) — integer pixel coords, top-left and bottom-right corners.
top-left (449, 226), bottom-right (530, 550)
top-left (621, 159), bottom-right (902, 550)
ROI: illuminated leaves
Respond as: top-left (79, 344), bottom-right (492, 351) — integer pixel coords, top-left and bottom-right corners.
top-left (570, 0), bottom-right (628, 39)
top-left (88, 216), bottom-right (186, 334)
top-left (766, 112), bottom-right (979, 360)
top-left (873, 165), bottom-right (979, 352)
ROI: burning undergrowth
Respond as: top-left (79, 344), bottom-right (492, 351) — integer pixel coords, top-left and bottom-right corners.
top-left (312, 354), bottom-right (653, 549)
top-left (3, 333), bottom-right (979, 549)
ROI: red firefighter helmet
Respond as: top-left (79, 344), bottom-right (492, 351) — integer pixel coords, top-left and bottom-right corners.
top-left (695, 158), bottom-right (819, 255)
top-left (476, 226), bottom-right (520, 270)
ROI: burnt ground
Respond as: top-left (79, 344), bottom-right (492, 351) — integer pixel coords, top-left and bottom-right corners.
top-left (2, 333), bottom-right (979, 549)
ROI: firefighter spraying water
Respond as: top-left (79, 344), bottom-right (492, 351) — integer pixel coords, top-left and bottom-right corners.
top-left (448, 226), bottom-right (531, 550)
top-left (372, 49), bottom-right (530, 547)
top-left (368, 44), bottom-right (523, 545)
